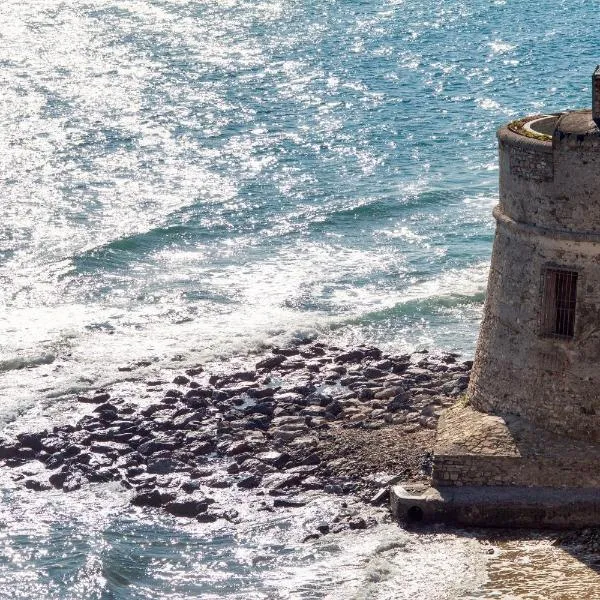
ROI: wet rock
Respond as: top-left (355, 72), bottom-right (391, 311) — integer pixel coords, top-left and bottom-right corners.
top-left (256, 355), bottom-right (286, 370)
top-left (13, 447), bottom-right (36, 461)
top-left (255, 451), bottom-right (289, 469)
top-left (262, 473), bottom-right (303, 493)
top-left (88, 467), bottom-right (120, 483)
top-left (63, 474), bottom-right (85, 493)
top-left (48, 471), bottom-right (68, 489)
top-left (247, 387), bottom-right (276, 399)
top-left (147, 458), bottom-right (180, 474)
top-left (24, 478), bottom-right (51, 491)
top-left (205, 478), bottom-right (231, 489)
top-left (91, 441), bottom-right (132, 455)
top-left (387, 393), bottom-right (410, 412)
top-left (226, 462), bottom-right (241, 475)
top-left (357, 388), bottom-right (375, 401)
top-left (164, 498), bottom-right (209, 518)
top-left (185, 366), bottom-right (204, 377)
top-left (196, 512), bottom-right (218, 523)
top-left (363, 367), bottom-right (386, 380)
top-left (131, 489), bottom-right (177, 507)
top-left (348, 516), bottom-right (368, 530)
top-left (0, 442), bottom-right (19, 460)
top-left (335, 350), bottom-right (365, 364)
top-left (273, 497), bottom-right (307, 508)
top-left (272, 347), bottom-right (300, 357)
top-left (237, 474), bottom-right (262, 489)
top-left (220, 509), bottom-right (240, 522)
top-left (138, 438), bottom-right (178, 455)
top-left (316, 522), bottom-right (330, 534)
top-left (17, 431), bottom-right (47, 451)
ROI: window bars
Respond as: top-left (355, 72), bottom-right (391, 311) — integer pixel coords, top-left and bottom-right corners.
top-left (542, 268), bottom-right (578, 339)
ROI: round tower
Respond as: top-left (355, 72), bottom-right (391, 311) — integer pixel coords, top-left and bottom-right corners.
top-left (468, 70), bottom-right (600, 442)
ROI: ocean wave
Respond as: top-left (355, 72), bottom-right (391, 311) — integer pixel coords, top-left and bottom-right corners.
top-left (0, 353), bottom-right (56, 372)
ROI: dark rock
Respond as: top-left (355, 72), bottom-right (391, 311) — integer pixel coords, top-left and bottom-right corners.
top-left (387, 393), bottom-right (410, 412)
top-left (0, 442), bottom-right (19, 460)
top-left (326, 399), bottom-right (343, 416)
top-left (272, 347), bottom-right (300, 357)
top-left (357, 388), bottom-right (374, 401)
top-left (180, 480), bottom-right (202, 493)
top-left (391, 362), bottom-right (410, 374)
top-left (237, 474), bottom-right (262, 489)
top-left (335, 350), bottom-right (365, 364)
top-left (316, 522), bottom-right (330, 534)
top-left (138, 439), bottom-right (178, 455)
top-left (196, 512), bottom-right (218, 523)
top-left (188, 441), bottom-right (214, 456)
top-left (131, 489), bottom-right (177, 507)
top-left (255, 451), bottom-right (289, 469)
top-left (231, 370), bottom-right (257, 382)
top-left (24, 478), bottom-right (51, 491)
top-left (17, 431), bottom-right (47, 451)
top-left (90, 441), bottom-right (132, 456)
top-left (147, 458), bottom-right (179, 474)
top-left (273, 497), bottom-right (307, 508)
top-left (164, 499), bottom-right (209, 518)
top-left (225, 441), bottom-right (252, 456)
top-left (205, 478), bottom-right (231, 489)
top-left (227, 462), bottom-right (241, 475)
top-left (45, 453), bottom-right (65, 470)
top-left (348, 516), bottom-right (368, 530)
top-left (363, 367), bottom-right (386, 379)
top-left (186, 366), bottom-right (204, 377)
top-left (247, 387), bottom-right (276, 399)
top-left (173, 375), bottom-right (190, 385)
top-left (63, 474), bottom-right (85, 492)
top-left (14, 447), bottom-right (36, 461)
top-left (221, 509), bottom-right (239, 522)
top-left (88, 467), bottom-right (120, 483)
top-left (302, 533), bottom-right (320, 543)
top-left (300, 453), bottom-right (321, 466)
top-left (184, 387), bottom-right (212, 399)
top-left (280, 360), bottom-right (306, 370)
top-left (262, 473), bottom-right (303, 492)
top-left (256, 355), bottom-right (286, 370)
top-left (42, 435), bottom-right (67, 454)
top-left (49, 471), bottom-right (68, 489)
top-left (78, 392), bottom-right (110, 404)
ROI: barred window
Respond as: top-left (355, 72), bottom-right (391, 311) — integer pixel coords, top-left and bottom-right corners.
top-left (541, 268), bottom-right (578, 338)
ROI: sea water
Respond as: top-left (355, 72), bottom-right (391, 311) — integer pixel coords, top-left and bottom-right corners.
top-left (1, 0), bottom-right (600, 597)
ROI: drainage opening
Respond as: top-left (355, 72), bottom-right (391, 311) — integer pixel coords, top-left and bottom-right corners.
top-left (406, 506), bottom-right (424, 523)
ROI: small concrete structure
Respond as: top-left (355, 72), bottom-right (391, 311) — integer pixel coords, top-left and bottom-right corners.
top-left (392, 69), bottom-right (600, 528)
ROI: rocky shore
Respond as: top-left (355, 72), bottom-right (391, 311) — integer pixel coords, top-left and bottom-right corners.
top-left (1, 342), bottom-right (471, 533)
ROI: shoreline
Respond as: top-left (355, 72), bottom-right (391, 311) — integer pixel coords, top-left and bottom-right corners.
top-left (0, 340), bottom-right (470, 532)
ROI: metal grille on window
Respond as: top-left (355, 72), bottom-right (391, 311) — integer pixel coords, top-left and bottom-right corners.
top-left (542, 268), bottom-right (578, 338)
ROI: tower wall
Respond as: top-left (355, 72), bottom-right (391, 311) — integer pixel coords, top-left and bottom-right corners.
top-left (469, 117), bottom-right (600, 442)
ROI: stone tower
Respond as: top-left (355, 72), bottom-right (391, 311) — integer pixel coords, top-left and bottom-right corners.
top-left (470, 71), bottom-right (600, 442)
top-left (392, 70), bottom-right (600, 528)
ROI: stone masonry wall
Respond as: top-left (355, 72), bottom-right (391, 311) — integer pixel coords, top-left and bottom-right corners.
top-left (469, 118), bottom-right (600, 442)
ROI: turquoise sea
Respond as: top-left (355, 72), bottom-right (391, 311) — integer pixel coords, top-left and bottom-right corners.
top-left (1, 0), bottom-right (600, 597)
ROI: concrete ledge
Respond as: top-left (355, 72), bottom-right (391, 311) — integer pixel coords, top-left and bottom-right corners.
top-left (391, 484), bottom-right (600, 529)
